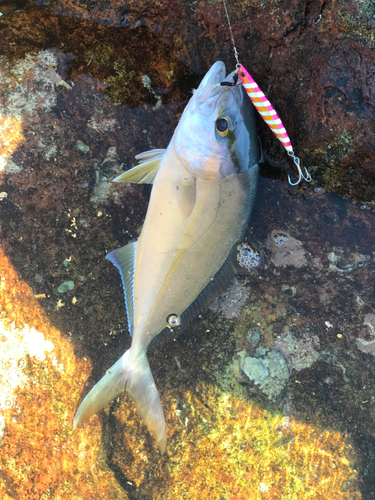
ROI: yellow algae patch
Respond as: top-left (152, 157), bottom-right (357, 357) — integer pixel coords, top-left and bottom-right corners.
top-left (109, 383), bottom-right (360, 499)
top-left (161, 387), bottom-right (361, 500)
top-left (0, 248), bottom-right (127, 500)
top-left (0, 114), bottom-right (24, 160)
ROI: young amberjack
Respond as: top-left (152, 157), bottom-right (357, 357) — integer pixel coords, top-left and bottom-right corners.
top-left (74, 61), bottom-right (261, 453)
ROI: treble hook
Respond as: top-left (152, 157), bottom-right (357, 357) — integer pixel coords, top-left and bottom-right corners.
top-left (287, 151), bottom-right (312, 186)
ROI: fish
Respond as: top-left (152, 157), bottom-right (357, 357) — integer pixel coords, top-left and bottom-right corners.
top-left (73, 61), bottom-right (261, 453)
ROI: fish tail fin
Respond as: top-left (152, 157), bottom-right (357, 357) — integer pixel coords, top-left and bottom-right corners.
top-left (74, 349), bottom-right (167, 453)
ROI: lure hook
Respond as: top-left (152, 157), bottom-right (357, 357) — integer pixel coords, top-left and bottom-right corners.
top-left (287, 152), bottom-right (312, 186)
top-left (220, 72), bottom-right (239, 87)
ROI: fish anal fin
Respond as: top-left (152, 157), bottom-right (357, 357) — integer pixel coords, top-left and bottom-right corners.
top-left (74, 349), bottom-right (167, 453)
top-left (106, 242), bottom-right (136, 336)
top-left (114, 149), bottom-right (166, 184)
top-left (180, 239), bottom-right (261, 325)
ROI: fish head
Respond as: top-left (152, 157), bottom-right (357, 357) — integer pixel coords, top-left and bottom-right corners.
top-left (174, 61), bottom-right (260, 181)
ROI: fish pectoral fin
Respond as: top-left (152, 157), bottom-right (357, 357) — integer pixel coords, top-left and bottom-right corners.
top-left (135, 148), bottom-right (167, 161)
top-left (113, 148), bottom-right (166, 184)
top-left (177, 175), bottom-right (196, 218)
top-left (74, 349), bottom-right (167, 454)
top-left (106, 242), bottom-right (136, 336)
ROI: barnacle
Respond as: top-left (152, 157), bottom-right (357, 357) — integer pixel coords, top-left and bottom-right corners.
top-left (4, 398), bottom-right (13, 409)
top-left (274, 232), bottom-right (289, 247)
top-left (237, 242), bottom-right (261, 270)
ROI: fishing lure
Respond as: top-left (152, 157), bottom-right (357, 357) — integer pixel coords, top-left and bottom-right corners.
top-left (221, 0), bottom-right (311, 185)
top-left (238, 64), bottom-right (311, 185)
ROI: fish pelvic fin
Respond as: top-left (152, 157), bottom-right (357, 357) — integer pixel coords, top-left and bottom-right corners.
top-left (113, 148), bottom-right (166, 184)
top-left (74, 349), bottom-right (167, 454)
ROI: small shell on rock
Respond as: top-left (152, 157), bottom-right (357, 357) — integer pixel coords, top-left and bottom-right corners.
top-left (76, 140), bottom-right (90, 153)
top-left (55, 80), bottom-right (72, 95)
top-left (246, 329), bottom-right (261, 348)
top-left (57, 281), bottom-right (74, 293)
top-left (18, 358), bottom-right (26, 369)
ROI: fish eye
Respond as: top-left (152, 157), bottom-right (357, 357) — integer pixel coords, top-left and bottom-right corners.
top-left (166, 314), bottom-right (181, 327)
top-left (215, 117), bottom-right (230, 137)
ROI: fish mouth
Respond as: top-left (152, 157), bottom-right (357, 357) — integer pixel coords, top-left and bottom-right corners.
top-left (195, 61), bottom-right (241, 116)
top-left (199, 61), bottom-right (227, 90)
top-left (196, 61), bottom-right (227, 102)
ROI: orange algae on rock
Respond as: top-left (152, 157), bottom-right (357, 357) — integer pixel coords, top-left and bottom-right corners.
top-left (0, 248), bottom-right (127, 500)
top-left (0, 114), bottom-right (24, 159)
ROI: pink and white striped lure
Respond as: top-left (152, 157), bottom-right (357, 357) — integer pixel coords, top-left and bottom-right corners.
top-left (238, 64), bottom-right (311, 185)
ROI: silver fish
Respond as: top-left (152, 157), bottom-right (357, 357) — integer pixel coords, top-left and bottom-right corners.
top-left (74, 61), bottom-right (261, 453)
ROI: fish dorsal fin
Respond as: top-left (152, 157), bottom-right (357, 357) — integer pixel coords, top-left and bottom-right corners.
top-left (113, 149), bottom-right (166, 184)
top-left (106, 242), bottom-right (136, 336)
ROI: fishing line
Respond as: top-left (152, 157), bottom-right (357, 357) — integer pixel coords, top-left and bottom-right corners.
top-left (221, 0), bottom-right (311, 186)
top-left (222, 0), bottom-right (240, 67)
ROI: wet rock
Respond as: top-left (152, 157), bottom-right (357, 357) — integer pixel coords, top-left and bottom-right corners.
top-left (356, 312), bottom-right (375, 357)
top-left (1, 50), bottom-right (63, 118)
top-left (209, 277), bottom-right (248, 319)
top-left (76, 140), bottom-right (90, 153)
top-left (91, 146), bottom-right (123, 203)
top-left (107, 383), bottom-right (361, 499)
top-left (267, 230), bottom-right (308, 268)
top-left (364, 313), bottom-right (375, 335)
top-left (0, 158), bottom-right (22, 174)
top-left (356, 337), bottom-right (375, 356)
top-left (274, 330), bottom-right (320, 372)
top-left (87, 115), bottom-right (117, 135)
top-left (0, 0), bottom-right (373, 200)
top-left (0, 3), bottom-right (374, 496)
top-left (246, 328), bottom-right (261, 348)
